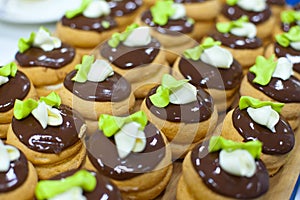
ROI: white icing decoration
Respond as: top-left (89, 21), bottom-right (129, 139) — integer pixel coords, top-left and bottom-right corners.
top-left (49, 187), bottom-right (86, 200)
top-left (33, 28), bottom-right (61, 52)
top-left (170, 3), bottom-right (186, 20)
top-left (83, 0), bottom-right (110, 18)
top-left (0, 76), bottom-right (9, 86)
top-left (200, 45), bottom-right (233, 69)
top-left (5, 145), bottom-right (21, 162)
top-left (247, 106), bottom-right (279, 132)
top-left (0, 140), bottom-right (20, 172)
top-left (123, 27), bottom-right (152, 47)
top-left (219, 149), bottom-right (256, 178)
top-left (290, 41), bottom-right (300, 51)
top-left (169, 82), bottom-right (197, 105)
top-left (230, 22), bottom-right (257, 38)
top-left (272, 57), bottom-right (294, 81)
top-left (132, 130), bottom-right (146, 153)
top-left (87, 59), bottom-right (114, 82)
top-left (237, 0), bottom-right (267, 12)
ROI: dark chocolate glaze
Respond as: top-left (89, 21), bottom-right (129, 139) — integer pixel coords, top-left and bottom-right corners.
top-left (50, 169), bottom-right (123, 200)
top-left (247, 72), bottom-right (300, 102)
top-left (232, 107), bottom-right (294, 154)
top-left (145, 86), bottom-right (214, 123)
top-left (12, 104), bottom-right (85, 154)
top-left (178, 57), bottom-right (243, 90)
top-left (280, 22), bottom-right (296, 32)
top-left (0, 149), bottom-right (28, 193)
top-left (61, 14), bottom-right (117, 32)
top-left (108, 0), bottom-right (142, 17)
top-left (191, 142), bottom-right (269, 199)
top-left (294, 3), bottom-right (300, 11)
top-left (100, 38), bottom-right (160, 69)
top-left (266, 0), bottom-right (285, 5)
top-left (174, 0), bottom-right (205, 2)
top-left (64, 70), bottom-right (131, 102)
top-left (274, 42), bottom-right (300, 73)
top-left (15, 43), bottom-right (75, 68)
top-left (0, 71), bottom-right (30, 112)
top-left (221, 4), bottom-right (272, 24)
top-left (141, 10), bottom-right (194, 35)
top-left (86, 122), bottom-right (166, 180)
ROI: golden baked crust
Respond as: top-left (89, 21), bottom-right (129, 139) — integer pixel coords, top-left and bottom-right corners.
top-left (184, 0), bottom-right (221, 21)
top-left (0, 123), bottom-right (9, 138)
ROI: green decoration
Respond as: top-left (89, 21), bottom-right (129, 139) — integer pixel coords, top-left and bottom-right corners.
top-left (239, 96), bottom-right (284, 113)
top-left (0, 62), bottom-right (17, 77)
top-left (216, 16), bottom-right (249, 34)
top-left (72, 55), bottom-right (95, 83)
top-left (65, 0), bottom-right (92, 19)
top-left (13, 99), bottom-right (38, 120)
top-left (101, 21), bottom-right (110, 29)
top-left (108, 23), bottom-right (139, 48)
top-left (150, 0), bottom-right (176, 26)
top-left (226, 0), bottom-right (238, 6)
top-left (40, 92), bottom-right (61, 108)
top-left (18, 32), bottom-right (35, 53)
top-left (281, 10), bottom-right (300, 24)
top-left (275, 26), bottom-right (300, 47)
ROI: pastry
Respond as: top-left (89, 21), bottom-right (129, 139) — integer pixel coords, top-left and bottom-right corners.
top-left (0, 62), bottom-right (37, 138)
top-left (15, 27), bottom-right (80, 97)
top-left (6, 92), bottom-right (87, 179)
top-left (84, 111), bottom-right (173, 199)
top-left (172, 37), bottom-right (243, 112)
top-left (140, 74), bottom-right (218, 158)
top-left (267, 0), bottom-right (287, 22)
top-left (0, 140), bottom-right (38, 200)
top-left (177, 136), bottom-right (269, 199)
top-left (273, 9), bottom-right (300, 37)
top-left (240, 55), bottom-right (300, 130)
top-left (98, 24), bottom-right (169, 98)
top-left (220, 96), bottom-right (295, 176)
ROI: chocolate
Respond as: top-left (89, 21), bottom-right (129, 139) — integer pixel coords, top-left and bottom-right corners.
top-left (61, 15), bottom-right (117, 32)
top-left (266, 0), bottom-right (285, 5)
top-left (247, 72), bottom-right (300, 103)
top-left (108, 0), bottom-right (142, 17)
top-left (280, 22), bottom-right (296, 33)
top-left (12, 104), bottom-right (85, 154)
top-left (145, 86), bottom-right (214, 123)
top-left (191, 142), bottom-right (269, 199)
top-left (64, 70), bottom-right (131, 102)
top-left (141, 10), bottom-right (194, 36)
top-left (0, 149), bottom-right (28, 192)
top-left (15, 43), bottom-right (75, 68)
top-left (100, 38), bottom-right (160, 69)
top-left (232, 107), bottom-right (295, 154)
top-left (86, 122), bottom-right (166, 180)
top-left (221, 4), bottom-right (272, 24)
top-left (178, 57), bottom-right (243, 90)
top-left (274, 42), bottom-right (300, 73)
top-left (174, 0), bottom-right (205, 2)
top-left (0, 71), bottom-right (30, 112)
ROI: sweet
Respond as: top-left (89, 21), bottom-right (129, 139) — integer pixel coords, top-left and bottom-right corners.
top-left (177, 136), bottom-right (269, 199)
top-left (273, 9), bottom-right (300, 37)
top-left (0, 62), bottom-right (37, 138)
top-left (267, 0), bottom-right (287, 22)
top-left (6, 92), bottom-right (87, 179)
top-left (140, 74), bottom-right (218, 158)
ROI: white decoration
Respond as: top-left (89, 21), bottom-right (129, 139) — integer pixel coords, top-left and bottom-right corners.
top-left (170, 3), bottom-right (186, 20)
top-left (87, 60), bottom-right (114, 82)
top-left (169, 82), bottom-right (197, 105)
top-left (0, 140), bottom-right (21, 172)
top-left (272, 57), bottom-right (294, 80)
top-left (0, 76), bottom-right (9, 86)
top-left (49, 187), bottom-right (86, 200)
top-left (83, 0), bottom-right (110, 18)
top-left (230, 22), bottom-right (257, 38)
top-left (290, 41), bottom-right (300, 51)
top-left (123, 27), bottom-right (152, 47)
top-left (132, 130), bottom-right (147, 153)
top-left (201, 45), bottom-right (233, 68)
top-left (237, 0), bottom-right (267, 12)
top-left (33, 28), bottom-right (61, 52)
top-left (5, 145), bottom-right (21, 162)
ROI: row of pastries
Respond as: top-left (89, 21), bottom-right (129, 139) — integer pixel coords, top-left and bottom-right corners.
top-left (0, 0), bottom-right (300, 199)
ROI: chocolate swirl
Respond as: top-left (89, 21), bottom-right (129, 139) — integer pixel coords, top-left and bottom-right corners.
top-left (178, 57), bottom-right (243, 90)
top-left (12, 104), bottom-right (85, 154)
top-left (108, 0), bottom-right (142, 17)
top-left (0, 71), bottom-right (30, 112)
top-left (0, 149), bottom-right (28, 192)
top-left (100, 38), bottom-right (160, 69)
top-left (232, 107), bottom-right (295, 154)
top-left (191, 142), bottom-right (269, 199)
top-left (145, 86), bottom-right (214, 123)
top-left (64, 70), bottom-right (131, 102)
top-left (15, 43), bottom-right (75, 68)
top-left (274, 42), bottom-right (300, 73)
top-left (86, 122), bottom-right (166, 180)
top-left (221, 4), bottom-right (272, 24)
top-left (247, 72), bottom-right (300, 102)
top-left (266, 0), bottom-right (285, 5)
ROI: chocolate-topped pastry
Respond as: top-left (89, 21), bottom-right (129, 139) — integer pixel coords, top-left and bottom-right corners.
top-left (84, 111), bottom-right (173, 200)
top-left (141, 74), bottom-right (218, 158)
top-left (267, 0), bottom-right (287, 23)
top-left (6, 92), bottom-right (87, 179)
top-left (273, 8), bottom-right (300, 37)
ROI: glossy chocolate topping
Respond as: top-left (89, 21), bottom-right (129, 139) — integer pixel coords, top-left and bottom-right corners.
top-left (0, 71), bottom-right (30, 112)
top-left (141, 10), bottom-right (194, 35)
top-left (86, 122), bottom-right (166, 180)
top-left (100, 38), bottom-right (160, 69)
top-left (274, 42), bottom-right (300, 73)
top-left (210, 31), bottom-right (262, 49)
top-left (280, 22), bottom-right (296, 33)
top-left (247, 72), bottom-right (300, 102)
top-left (145, 86), bottom-right (214, 123)
top-left (50, 169), bottom-right (122, 200)
top-left (12, 104), bottom-right (85, 154)
top-left (64, 70), bottom-right (131, 102)
top-left (191, 142), bottom-right (269, 199)
top-left (108, 0), bottom-right (142, 17)
top-left (61, 15), bottom-right (117, 32)
top-left (266, 0), bottom-right (285, 5)
top-left (0, 149), bottom-right (28, 193)
top-left (174, 0), bottom-right (205, 2)
top-left (178, 57), bottom-right (243, 90)
top-left (222, 4), bottom-right (272, 24)
top-left (232, 107), bottom-right (294, 154)
top-left (15, 43), bottom-right (75, 68)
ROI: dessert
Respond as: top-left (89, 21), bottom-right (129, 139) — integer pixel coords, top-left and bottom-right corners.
top-left (177, 136), bottom-right (269, 199)
top-left (172, 37), bottom-right (243, 112)
top-left (273, 9), bottom-right (300, 37)
top-left (84, 111), bottom-right (173, 199)
top-left (140, 74), bottom-right (218, 158)
top-left (15, 27), bottom-right (80, 96)
top-left (221, 96), bottom-right (295, 175)
top-left (6, 92), bottom-right (87, 179)
top-left (0, 62), bottom-right (37, 138)
top-left (0, 140), bottom-right (38, 200)
top-left (267, 0), bottom-right (287, 22)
